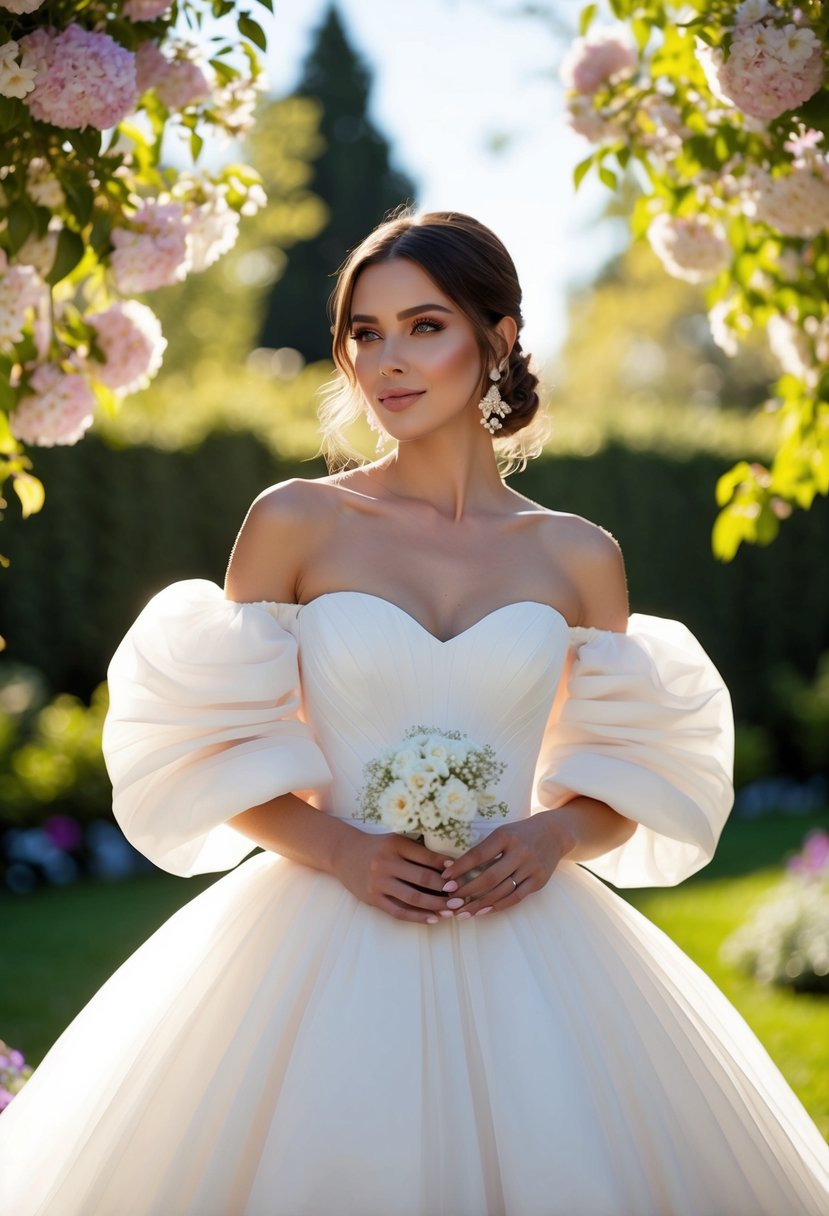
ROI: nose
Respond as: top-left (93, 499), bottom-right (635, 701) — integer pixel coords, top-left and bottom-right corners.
top-left (378, 336), bottom-right (408, 376)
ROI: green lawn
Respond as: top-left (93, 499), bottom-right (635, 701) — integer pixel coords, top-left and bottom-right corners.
top-left (1, 812), bottom-right (827, 1138)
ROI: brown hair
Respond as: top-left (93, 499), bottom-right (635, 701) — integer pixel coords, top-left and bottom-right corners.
top-left (317, 205), bottom-right (548, 471)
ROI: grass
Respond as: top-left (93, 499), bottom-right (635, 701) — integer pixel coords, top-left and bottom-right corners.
top-left (1, 812), bottom-right (827, 1138)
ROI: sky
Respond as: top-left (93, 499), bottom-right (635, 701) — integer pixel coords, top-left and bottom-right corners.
top-left (212, 0), bottom-right (625, 366)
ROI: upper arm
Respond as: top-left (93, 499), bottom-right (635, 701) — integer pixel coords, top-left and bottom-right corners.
top-left (224, 479), bottom-right (315, 605)
top-left (554, 518), bottom-right (629, 632)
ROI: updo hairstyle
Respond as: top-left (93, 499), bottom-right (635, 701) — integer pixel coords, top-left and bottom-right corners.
top-left (318, 206), bottom-right (548, 471)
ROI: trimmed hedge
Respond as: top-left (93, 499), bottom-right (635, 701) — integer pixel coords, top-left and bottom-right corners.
top-left (1, 434), bottom-right (828, 738)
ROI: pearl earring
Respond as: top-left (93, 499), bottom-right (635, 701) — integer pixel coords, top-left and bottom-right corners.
top-left (366, 409), bottom-right (389, 453)
top-left (478, 357), bottom-right (511, 434)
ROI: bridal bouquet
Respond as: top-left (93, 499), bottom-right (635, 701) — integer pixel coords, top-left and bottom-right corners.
top-left (358, 725), bottom-right (508, 857)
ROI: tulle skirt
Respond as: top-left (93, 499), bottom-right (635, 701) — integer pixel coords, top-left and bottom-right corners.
top-left (1, 852), bottom-right (828, 1216)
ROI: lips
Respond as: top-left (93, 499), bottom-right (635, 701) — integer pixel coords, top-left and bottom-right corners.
top-left (378, 390), bottom-right (425, 412)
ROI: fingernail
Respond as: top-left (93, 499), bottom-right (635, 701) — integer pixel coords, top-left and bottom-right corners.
top-left (475, 907), bottom-right (493, 916)
top-left (446, 898), bottom-right (465, 910)
top-left (442, 859), bottom-right (453, 867)
top-left (456, 910), bottom-right (472, 920)
top-left (426, 916), bottom-right (438, 924)
top-left (441, 880), bottom-right (458, 892)
top-left (439, 910), bottom-right (455, 918)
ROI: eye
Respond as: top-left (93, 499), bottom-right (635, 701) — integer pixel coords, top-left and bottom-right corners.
top-left (348, 317), bottom-right (445, 343)
top-left (349, 327), bottom-right (379, 342)
top-left (411, 318), bottom-right (444, 334)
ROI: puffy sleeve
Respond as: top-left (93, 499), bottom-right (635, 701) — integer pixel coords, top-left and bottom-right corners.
top-left (101, 579), bottom-right (333, 878)
top-left (533, 613), bottom-right (735, 888)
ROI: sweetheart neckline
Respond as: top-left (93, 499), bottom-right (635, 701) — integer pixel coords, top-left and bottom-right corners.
top-left (293, 590), bottom-right (571, 647)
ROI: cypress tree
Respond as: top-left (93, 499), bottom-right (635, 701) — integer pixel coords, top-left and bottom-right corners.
top-left (257, 3), bottom-right (417, 361)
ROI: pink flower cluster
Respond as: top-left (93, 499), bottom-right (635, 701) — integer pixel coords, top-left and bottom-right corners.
top-left (110, 198), bottom-right (190, 293)
top-left (124, 0), bottom-right (171, 18)
top-left (697, 5), bottom-right (823, 121)
top-left (0, 1041), bottom-right (32, 1114)
top-left (9, 363), bottom-right (96, 447)
top-left (20, 25), bottom-right (137, 131)
top-left (787, 830), bottom-right (829, 879)
top-left (87, 300), bottom-right (167, 395)
top-left (135, 40), bottom-right (211, 110)
top-left (746, 163), bottom-right (829, 238)
top-left (561, 26), bottom-right (637, 96)
top-left (647, 213), bottom-right (731, 283)
top-left (0, 250), bottom-right (43, 347)
top-left (0, 0), bottom-right (45, 12)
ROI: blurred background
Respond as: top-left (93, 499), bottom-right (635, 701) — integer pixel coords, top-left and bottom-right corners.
top-left (0, 0), bottom-right (827, 1134)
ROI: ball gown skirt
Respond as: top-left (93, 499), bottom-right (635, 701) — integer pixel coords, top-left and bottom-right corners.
top-left (0, 580), bottom-right (827, 1216)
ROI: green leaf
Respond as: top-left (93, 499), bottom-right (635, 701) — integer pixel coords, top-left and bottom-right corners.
top-left (715, 460), bottom-right (753, 508)
top-left (238, 12), bottom-right (267, 51)
top-left (579, 3), bottom-right (598, 36)
top-left (573, 153), bottom-right (595, 190)
top-left (45, 227), bottom-right (86, 286)
top-left (190, 129), bottom-right (204, 162)
top-left (599, 164), bottom-right (618, 191)
top-left (63, 182), bottom-right (95, 229)
top-left (6, 201), bottom-right (33, 253)
top-left (254, 0), bottom-right (274, 10)
top-left (12, 472), bottom-right (45, 518)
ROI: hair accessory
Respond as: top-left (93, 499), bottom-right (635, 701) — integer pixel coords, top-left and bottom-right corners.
top-left (478, 357), bottom-right (511, 435)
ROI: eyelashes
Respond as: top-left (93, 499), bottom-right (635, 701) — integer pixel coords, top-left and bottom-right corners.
top-left (349, 318), bottom-right (445, 342)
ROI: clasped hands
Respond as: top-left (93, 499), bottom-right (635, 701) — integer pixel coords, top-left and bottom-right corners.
top-left (337, 810), bottom-right (576, 926)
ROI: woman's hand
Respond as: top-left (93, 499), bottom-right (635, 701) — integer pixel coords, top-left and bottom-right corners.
top-left (332, 829), bottom-right (455, 925)
top-left (439, 812), bottom-right (576, 918)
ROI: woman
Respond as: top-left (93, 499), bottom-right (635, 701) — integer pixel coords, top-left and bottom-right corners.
top-left (1, 209), bottom-right (827, 1215)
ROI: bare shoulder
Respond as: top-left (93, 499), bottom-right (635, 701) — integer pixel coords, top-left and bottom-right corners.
top-left (224, 477), bottom-right (334, 604)
top-left (536, 510), bottom-right (629, 631)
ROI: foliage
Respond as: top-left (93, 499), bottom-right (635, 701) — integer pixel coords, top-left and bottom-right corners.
top-left (0, 0), bottom-right (271, 555)
top-left (721, 830), bottom-right (829, 993)
top-left (256, 4), bottom-right (417, 361)
top-left (561, 0), bottom-right (829, 557)
top-left (0, 666), bottom-right (111, 825)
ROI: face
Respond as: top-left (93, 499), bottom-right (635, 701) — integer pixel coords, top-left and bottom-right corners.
top-left (347, 258), bottom-right (487, 442)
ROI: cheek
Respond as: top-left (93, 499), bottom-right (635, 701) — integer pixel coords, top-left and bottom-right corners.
top-left (428, 333), bottom-right (481, 387)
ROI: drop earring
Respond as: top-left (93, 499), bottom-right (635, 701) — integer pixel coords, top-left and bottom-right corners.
top-left (366, 409), bottom-right (388, 453)
top-left (478, 357), bottom-right (511, 434)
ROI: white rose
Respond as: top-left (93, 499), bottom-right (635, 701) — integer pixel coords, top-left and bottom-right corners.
top-left (377, 781), bottom-right (420, 832)
top-left (435, 777), bottom-right (477, 824)
top-left (403, 766), bottom-right (439, 798)
top-left (391, 746), bottom-right (424, 778)
top-left (418, 798), bottom-right (444, 830)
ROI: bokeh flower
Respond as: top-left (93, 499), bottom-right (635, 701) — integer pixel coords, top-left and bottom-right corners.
top-left (86, 300), bottom-right (167, 394)
top-left (0, 250), bottom-right (43, 348)
top-left (745, 164), bottom-right (829, 238)
top-left (697, 16), bottom-right (823, 120)
top-left (561, 26), bottom-right (637, 96)
top-left (9, 363), bottom-right (96, 447)
top-left (110, 197), bottom-right (190, 293)
top-left (124, 0), bottom-right (171, 18)
top-left (647, 213), bottom-right (731, 283)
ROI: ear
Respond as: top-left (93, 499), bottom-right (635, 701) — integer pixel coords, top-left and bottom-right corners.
top-left (494, 315), bottom-right (518, 362)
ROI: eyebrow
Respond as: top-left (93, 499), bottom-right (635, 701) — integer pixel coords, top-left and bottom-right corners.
top-left (349, 303), bottom-right (454, 323)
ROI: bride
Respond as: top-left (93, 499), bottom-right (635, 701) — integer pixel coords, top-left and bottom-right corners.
top-left (1, 208), bottom-right (827, 1215)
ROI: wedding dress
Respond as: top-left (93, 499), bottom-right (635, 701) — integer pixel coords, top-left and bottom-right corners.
top-left (1, 579), bottom-right (828, 1216)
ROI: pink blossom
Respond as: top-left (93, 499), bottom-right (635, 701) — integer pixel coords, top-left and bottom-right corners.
top-left (746, 164), bottom-right (829, 237)
top-left (697, 19), bottom-right (823, 120)
top-left (124, 0), bottom-right (171, 18)
top-left (185, 194), bottom-right (240, 272)
top-left (0, 0), bottom-right (45, 12)
top-left (9, 363), bottom-right (96, 447)
top-left (787, 830), bottom-right (829, 878)
top-left (647, 213), bottom-right (731, 283)
top-left (0, 249), bottom-right (43, 347)
top-left (86, 300), bottom-right (167, 394)
top-left (561, 27), bottom-right (637, 96)
top-left (565, 95), bottom-right (622, 144)
top-left (110, 198), bottom-right (190, 293)
top-left (135, 41), bottom-right (211, 109)
top-left (20, 25), bottom-right (137, 131)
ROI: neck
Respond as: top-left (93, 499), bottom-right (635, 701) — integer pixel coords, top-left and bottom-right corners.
top-left (373, 422), bottom-right (508, 523)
